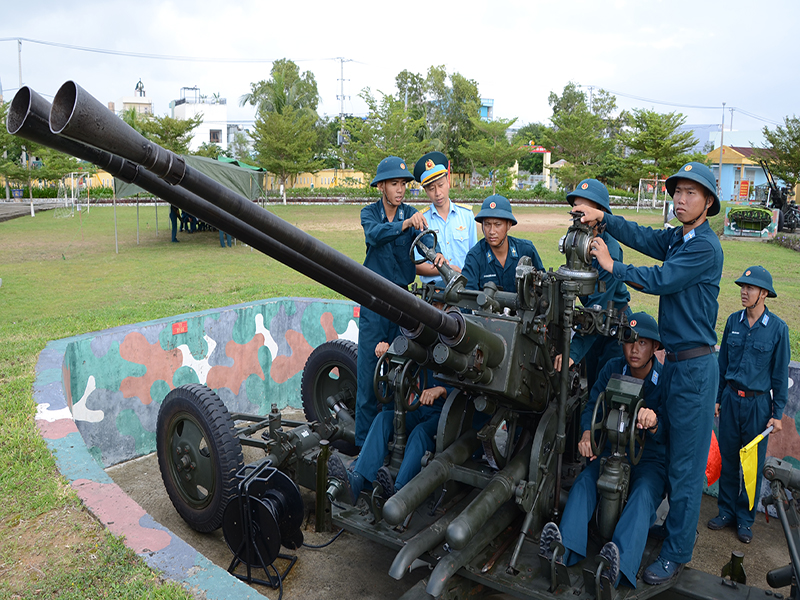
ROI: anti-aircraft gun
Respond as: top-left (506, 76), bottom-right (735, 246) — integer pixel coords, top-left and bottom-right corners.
top-left (10, 82), bottom-right (794, 600)
top-left (758, 159), bottom-right (798, 233)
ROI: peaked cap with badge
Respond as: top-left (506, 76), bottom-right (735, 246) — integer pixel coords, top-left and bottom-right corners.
top-left (566, 178), bottom-right (613, 214)
top-left (370, 156), bottom-right (414, 187)
top-left (665, 161), bottom-right (720, 216)
top-left (735, 265), bottom-right (777, 298)
top-left (414, 151), bottom-right (449, 187)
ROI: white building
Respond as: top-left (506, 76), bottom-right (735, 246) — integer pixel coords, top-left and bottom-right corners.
top-left (170, 86), bottom-right (228, 153)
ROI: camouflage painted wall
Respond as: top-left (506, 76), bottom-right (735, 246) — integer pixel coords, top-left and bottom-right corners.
top-left (61, 297), bottom-right (359, 468)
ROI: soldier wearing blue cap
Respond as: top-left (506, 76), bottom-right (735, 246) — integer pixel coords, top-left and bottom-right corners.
top-left (573, 161), bottom-right (723, 585)
top-left (709, 266), bottom-right (790, 544)
top-left (412, 152), bottom-right (477, 287)
top-left (461, 195), bottom-right (543, 292)
top-left (542, 312), bottom-right (667, 589)
top-left (554, 179), bottom-right (632, 393)
top-left (356, 156), bottom-right (443, 446)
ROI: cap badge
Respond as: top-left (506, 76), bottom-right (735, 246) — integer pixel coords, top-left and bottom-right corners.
top-left (684, 165), bottom-right (693, 171)
top-left (745, 270), bottom-right (751, 276)
top-left (581, 182), bottom-right (589, 190)
top-left (425, 159), bottom-right (435, 170)
top-left (630, 319), bottom-right (637, 327)
top-left (489, 202), bottom-right (496, 209)
top-left (400, 163), bottom-right (406, 169)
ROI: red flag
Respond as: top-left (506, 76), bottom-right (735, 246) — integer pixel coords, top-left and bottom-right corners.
top-left (706, 430), bottom-right (721, 485)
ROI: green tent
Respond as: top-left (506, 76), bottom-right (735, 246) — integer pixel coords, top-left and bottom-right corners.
top-left (114, 155), bottom-right (265, 201)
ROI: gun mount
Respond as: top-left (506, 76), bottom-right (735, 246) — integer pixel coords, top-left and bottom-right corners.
top-left (8, 82), bottom-right (794, 599)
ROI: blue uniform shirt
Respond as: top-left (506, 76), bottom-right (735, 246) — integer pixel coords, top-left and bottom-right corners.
top-left (570, 231), bottom-right (631, 363)
top-left (361, 200), bottom-right (421, 287)
top-left (582, 356), bottom-right (666, 461)
top-left (462, 236), bottom-right (544, 292)
top-left (604, 217), bottom-right (723, 352)
top-left (717, 307), bottom-right (790, 419)
top-left (414, 201), bottom-right (477, 285)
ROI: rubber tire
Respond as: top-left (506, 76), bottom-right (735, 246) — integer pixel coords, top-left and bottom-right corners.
top-left (300, 339), bottom-right (358, 455)
top-left (777, 209), bottom-right (785, 232)
top-left (157, 383), bottom-right (244, 532)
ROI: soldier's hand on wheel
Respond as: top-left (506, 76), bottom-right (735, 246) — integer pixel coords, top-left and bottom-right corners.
top-left (375, 341), bottom-right (390, 357)
top-left (637, 407), bottom-right (658, 432)
top-left (578, 430), bottom-right (596, 461)
top-left (432, 253), bottom-right (448, 267)
top-left (589, 237), bottom-right (614, 272)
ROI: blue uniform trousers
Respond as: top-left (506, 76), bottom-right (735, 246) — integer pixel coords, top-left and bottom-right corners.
top-left (355, 306), bottom-right (400, 446)
top-left (219, 230), bottom-right (232, 247)
top-left (169, 207), bottom-right (179, 241)
top-left (661, 353), bottom-right (718, 563)
top-left (717, 386), bottom-right (772, 527)
top-left (352, 406), bottom-right (439, 492)
top-left (562, 457), bottom-right (667, 588)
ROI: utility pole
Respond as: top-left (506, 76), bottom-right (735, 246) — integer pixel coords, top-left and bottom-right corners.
top-left (335, 57), bottom-right (352, 171)
top-left (729, 107), bottom-right (734, 132)
top-left (718, 102), bottom-right (726, 201)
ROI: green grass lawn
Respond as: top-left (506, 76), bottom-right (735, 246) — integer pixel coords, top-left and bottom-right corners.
top-left (0, 201), bottom-right (796, 598)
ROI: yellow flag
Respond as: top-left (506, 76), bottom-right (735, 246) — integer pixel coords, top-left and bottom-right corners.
top-left (739, 426), bottom-right (774, 511)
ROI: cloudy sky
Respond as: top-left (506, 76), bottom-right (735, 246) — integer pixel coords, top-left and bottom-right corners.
top-left (2, 0), bottom-right (797, 142)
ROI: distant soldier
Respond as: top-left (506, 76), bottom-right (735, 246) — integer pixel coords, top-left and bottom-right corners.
top-left (462, 195), bottom-right (543, 292)
top-left (708, 266), bottom-right (790, 543)
top-left (574, 162), bottom-right (723, 585)
top-left (412, 152), bottom-right (477, 288)
top-left (355, 156), bottom-right (442, 447)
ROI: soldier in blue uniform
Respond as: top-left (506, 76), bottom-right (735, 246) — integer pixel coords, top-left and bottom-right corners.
top-left (542, 312), bottom-right (667, 588)
top-left (461, 195), bottom-right (543, 292)
top-left (574, 161), bottom-right (724, 584)
top-left (554, 179), bottom-right (632, 393)
top-left (328, 346), bottom-right (450, 503)
top-left (355, 156), bottom-right (442, 447)
top-left (412, 152), bottom-right (477, 288)
top-left (708, 266), bottom-right (790, 543)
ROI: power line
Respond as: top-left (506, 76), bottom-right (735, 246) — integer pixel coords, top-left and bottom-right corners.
top-left (0, 37), bottom-right (332, 64)
top-left (582, 84), bottom-right (783, 125)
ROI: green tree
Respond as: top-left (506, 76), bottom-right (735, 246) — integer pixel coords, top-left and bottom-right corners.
top-left (120, 107), bottom-right (149, 135)
top-left (753, 115), bottom-right (800, 187)
top-left (193, 142), bottom-right (230, 159)
top-left (618, 109), bottom-right (698, 184)
top-left (460, 117), bottom-right (525, 193)
top-left (341, 88), bottom-right (431, 181)
top-left (512, 122), bottom-right (548, 173)
top-left (545, 84), bottom-right (611, 188)
top-left (425, 66), bottom-right (482, 178)
top-left (229, 131), bottom-right (252, 162)
top-left (239, 58), bottom-right (320, 115)
top-left (140, 114), bottom-right (203, 154)
top-left (252, 105), bottom-right (322, 189)
top-left (0, 101), bottom-right (27, 195)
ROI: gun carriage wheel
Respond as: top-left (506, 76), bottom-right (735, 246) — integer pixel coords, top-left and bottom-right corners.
top-left (629, 397), bottom-right (646, 465)
top-left (300, 339), bottom-right (358, 454)
top-left (589, 392), bottom-right (608, 457)
top-left (156, 384), bottom-right (244, 532)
